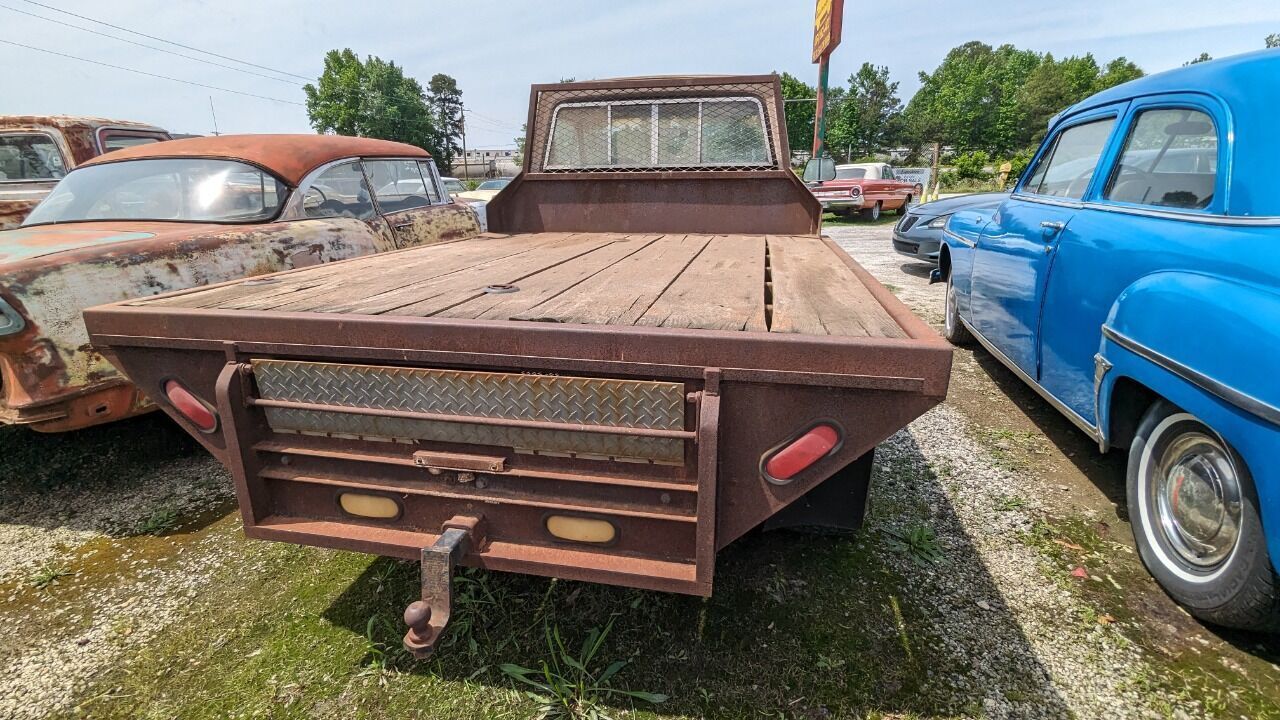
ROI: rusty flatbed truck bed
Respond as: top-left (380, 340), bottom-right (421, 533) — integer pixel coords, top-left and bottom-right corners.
top-left (83, 75), bottom-right (951, 657)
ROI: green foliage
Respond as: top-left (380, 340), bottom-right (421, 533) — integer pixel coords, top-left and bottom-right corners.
top-left (1268, 34), bottom-right (1280, 49)
top-left (904, 42), bottom-right (1146, 154)
top-left (29, 562), bottom-right (74, 589)
top-left (136, 507), bottom-right (180, 536)
top-left (303, 49), bottom-right (462, 174)
top-left (949, 150), bottom-right (992, 181)
top-left (778, 71), bottom-right (816, 157)
top-left (1001, 146), bottom-right (1037, 185)
top-left (501, 617), bottom-right (667, 719)
top-left (827, 63), bottom-right (902, 161)
top-left (1184, 52), bottom-right (1213, 66)
top-left (882, 526), bottom-right (945, 568)
top-left (427, 73), bottom-right (463, 170)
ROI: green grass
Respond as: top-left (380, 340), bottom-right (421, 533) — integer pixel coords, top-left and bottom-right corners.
top-left (28, 562), bottom-right (74, 589)
top-left (134, 507), bottom-right (182, 536)
top-left (820, 210), bottom-right (903, 227)
top-left (73, 526), bottom-right (994, 720)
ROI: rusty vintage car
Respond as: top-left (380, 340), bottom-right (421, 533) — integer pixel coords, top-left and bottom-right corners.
top-left (0, 115), bottom-right (172, 230)
top-left (1, 134), bottom-right (480, 431)
top-left (84, 75), bottom-right (952, 656)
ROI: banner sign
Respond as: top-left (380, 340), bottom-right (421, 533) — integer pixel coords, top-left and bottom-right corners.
top-left (812, 0), bottom-right (844, 62)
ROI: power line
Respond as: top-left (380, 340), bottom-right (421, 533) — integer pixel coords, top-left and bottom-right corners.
top-left (19, 0), bottom-right (311, 82)
top-left (0, 38), bottom-right (305, 106)
top-left (0, 2), bottom-right (303, 86)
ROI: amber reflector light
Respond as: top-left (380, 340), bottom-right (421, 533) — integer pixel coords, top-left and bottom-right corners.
top-left (764, 424), bottom-right (840, 481)
top-left (546, 515), bottom-right (616, 544)
top-left (163, 380), bottom-right (217, 433)
top-left (339, 493), bottom-right (401, 519)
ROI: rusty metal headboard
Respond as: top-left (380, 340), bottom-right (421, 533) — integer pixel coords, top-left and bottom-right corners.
top-left (486, 75), bottom-right (821, 236)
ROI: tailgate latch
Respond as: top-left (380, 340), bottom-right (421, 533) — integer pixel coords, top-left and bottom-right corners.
top-left (402, 514), bottom-right (486, 658)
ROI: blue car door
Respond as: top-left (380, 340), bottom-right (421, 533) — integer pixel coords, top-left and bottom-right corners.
top-left (969, 103), bottom-right (1127, 378)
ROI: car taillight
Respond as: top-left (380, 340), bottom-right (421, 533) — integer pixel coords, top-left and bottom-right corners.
top-left (762, 423), bottom-right (842, 482)
top-left (849, 186), bottom-right (861, 197)
top-left (163, 379), bottom-right (218, 433)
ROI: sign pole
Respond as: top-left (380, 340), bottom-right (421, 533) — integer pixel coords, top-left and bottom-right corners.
top-left (810, 0), bottom-right (843, 161)
top-left (812, 53), bottom-right (829, 159)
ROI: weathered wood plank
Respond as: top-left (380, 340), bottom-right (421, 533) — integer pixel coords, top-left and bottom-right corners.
top-left (766, 235), bottom-right (905, 338)
top-left (511, 235), bottom-right (710, 326)
top-left (145, 235), bottom-right (509, 310)
top-left (361, 234), bottom-right (620, 317)
top-left (636, 235), bottom-right (767, 332)
top-left (435, 235), bottom-right (664, 320)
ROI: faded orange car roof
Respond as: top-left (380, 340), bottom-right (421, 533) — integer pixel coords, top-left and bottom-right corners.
top-left (78, 134), bottom-right (431, 186)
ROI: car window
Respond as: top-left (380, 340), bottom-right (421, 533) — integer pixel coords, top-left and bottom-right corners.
top-left (302, 161), bottom-right (376, 220)
top-left (416, 161), bottom-right (443, 203)
top-left (0, 133), bottom-right (66, 181)
top-left (1022, 117), bottom-right (1117, 200)
top-left (101, 133), bottom-right (163, 153)
top-left (882, 166), bottom-right (895, 180)
top-left (24, 158), bottom-right (284, 224)
top-left (365, 159), bottom-right (431, 213)
top-left (1104, 108), bottom-right (1218, 210)
top-left (477, 179), bottom-right (509, 190)
top-left (834, 167), bottom-right (866, 180)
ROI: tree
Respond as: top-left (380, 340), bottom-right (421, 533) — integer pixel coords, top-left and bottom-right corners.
top-left (427, 74), bottom-right (464, 171)
top-left (1184, 52), bottom-right (1213, 66)
top-left (778, 72), bottom-right (816, 157)
top-left (901, 42), bottom-right (1030, 154)
top-left (304, 49), bottom-right (449, 171)
top-left (1015, 53), bottom-right (1103, 144)
top-left (1096, 57), bottom-right (1144, 91)
top-left (827, 63), bottom-right (902, 160)
top-left (1267, 33), bottom-right (1279, 48)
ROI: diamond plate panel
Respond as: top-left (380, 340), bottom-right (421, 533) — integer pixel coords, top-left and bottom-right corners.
top-left (251, 360), bottom-right (687, 464)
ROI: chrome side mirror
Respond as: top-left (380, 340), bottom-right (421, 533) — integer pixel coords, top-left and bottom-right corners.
top-left (803, 157), bottom-right (836, 184)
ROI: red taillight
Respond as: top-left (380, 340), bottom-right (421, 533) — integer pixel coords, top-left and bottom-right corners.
top-left (849, 186), bottom-right (861, 197)
top-left (763, 424), bottom-right (841, 482)
top-left (163, 380), bottom-right (218, 433)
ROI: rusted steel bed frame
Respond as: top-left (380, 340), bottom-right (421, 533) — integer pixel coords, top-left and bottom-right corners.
top-left (84, 75), bottom-right (952, 658)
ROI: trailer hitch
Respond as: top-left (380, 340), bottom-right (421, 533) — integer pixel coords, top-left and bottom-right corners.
top-left (403, 515), bottom-right (486, 659)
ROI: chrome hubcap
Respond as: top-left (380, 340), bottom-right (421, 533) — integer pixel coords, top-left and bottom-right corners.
top-left (1151, 431), bottom-right (1241, 569)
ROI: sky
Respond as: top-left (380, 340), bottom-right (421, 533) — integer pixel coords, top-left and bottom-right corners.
top-left (2, 0), bottom-right (1278, 149)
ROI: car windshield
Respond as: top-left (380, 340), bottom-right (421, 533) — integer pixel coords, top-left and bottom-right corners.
top-left (835, 167), bottom-right (867, 180)
top-left (23, 158), bottom-right (287, 225)
top-left (477, 179), bottom-right (510, 190)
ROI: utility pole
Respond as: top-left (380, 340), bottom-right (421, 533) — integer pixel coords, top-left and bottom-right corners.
top-left (459, 106), bottom-right (469, 180)
top-left (810, 0), bottom-right (844, 160)
top-left (208, 96), bottom-right (220, 136)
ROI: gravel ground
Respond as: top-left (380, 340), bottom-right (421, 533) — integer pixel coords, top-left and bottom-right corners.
top-left (0, 221), bottom-right (1273, 718)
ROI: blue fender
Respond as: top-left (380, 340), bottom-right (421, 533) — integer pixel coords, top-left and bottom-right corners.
top-left (1096, 270), bottom-right (1280, 572)
top-left (939, 207), bottom-right (997, 317)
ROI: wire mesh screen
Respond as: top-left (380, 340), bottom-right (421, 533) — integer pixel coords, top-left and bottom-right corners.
top-left (529, 81), bottom-right (784, 173)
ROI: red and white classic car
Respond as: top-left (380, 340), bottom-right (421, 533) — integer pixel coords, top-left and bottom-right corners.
top-left (809, 162), bottom-right (923, 220)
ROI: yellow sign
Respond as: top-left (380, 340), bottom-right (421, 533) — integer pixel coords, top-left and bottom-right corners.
top-left (812, 0), bottom-right (844, 63)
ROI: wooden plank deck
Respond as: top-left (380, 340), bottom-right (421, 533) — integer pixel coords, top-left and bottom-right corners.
top-left (139, 232), bottom-right (906, 338)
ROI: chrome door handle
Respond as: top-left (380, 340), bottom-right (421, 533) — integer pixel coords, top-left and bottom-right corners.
top-left (1040, 221), bottom-right (1065, 232)
top-left (393, 222), bottom-right (414, 230)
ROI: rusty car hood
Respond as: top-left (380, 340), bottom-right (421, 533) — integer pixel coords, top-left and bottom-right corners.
top-left (0, 222), bottom-right (229, 266)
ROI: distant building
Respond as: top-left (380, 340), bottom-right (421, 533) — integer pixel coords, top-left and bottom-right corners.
top-left (453, 147), bottom-right (519, 178)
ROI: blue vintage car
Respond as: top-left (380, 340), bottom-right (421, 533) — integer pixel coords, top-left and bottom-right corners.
top-left (934, 50), bottom-right (1280, 631)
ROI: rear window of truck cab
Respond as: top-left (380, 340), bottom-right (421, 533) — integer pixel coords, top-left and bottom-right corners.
top-left (544, 97), bottom-right (772, 170)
